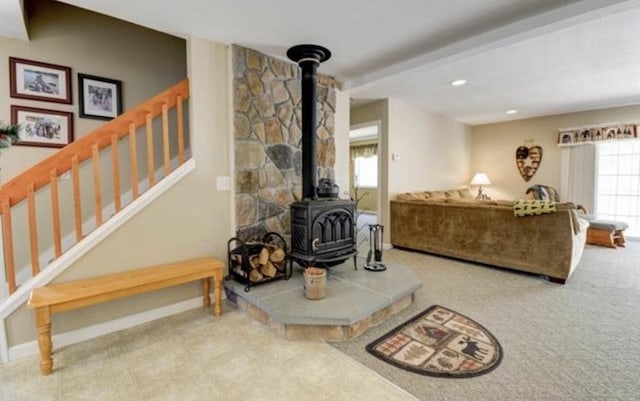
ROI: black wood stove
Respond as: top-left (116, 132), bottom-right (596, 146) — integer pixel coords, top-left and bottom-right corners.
top-left (287, 44), bottom-right (357, 268)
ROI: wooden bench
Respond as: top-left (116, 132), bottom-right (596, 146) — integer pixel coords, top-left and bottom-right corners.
top-left (27, 257), bottom-right (224, 375)
top-left (586, 219), bottom-right (628, 248)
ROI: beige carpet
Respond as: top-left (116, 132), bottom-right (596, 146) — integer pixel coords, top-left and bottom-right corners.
top-left (2, 241), bottom-right (637, 401)
top-left (331, 241), bottom-right (640, 401)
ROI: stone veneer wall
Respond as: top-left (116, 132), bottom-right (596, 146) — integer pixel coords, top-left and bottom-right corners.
top-left (233, 45), bottom-right (338, 241)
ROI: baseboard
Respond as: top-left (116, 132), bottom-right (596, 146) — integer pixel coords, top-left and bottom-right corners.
top-left (7, 291), bottom-right (223, 362)
top-left (0, 319), bottom-right (7, 363)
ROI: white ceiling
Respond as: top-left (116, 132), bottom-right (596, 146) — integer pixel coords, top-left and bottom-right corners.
top-left (40, 0), bottom-right (640, 124)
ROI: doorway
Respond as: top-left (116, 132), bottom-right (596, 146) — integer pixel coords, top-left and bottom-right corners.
top-left (349, 121), bottom-right (381, 249)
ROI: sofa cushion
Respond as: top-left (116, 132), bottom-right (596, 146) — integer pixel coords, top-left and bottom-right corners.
top-left (446, 198), bottom-right (498, 205)
top-left (445, 190), bottom-right (461, 199)
top-left (494, 200), bottom-right (513, 207)
top-left (589, 219), bottom-right (629, 231)
top-left (458, 187), bottom-right (474, 199)
top-left (429, 190), bottom-right (447, 200)
top-left (513, 199), bottom-right (557, 217)
top-left (397, 192), bottom-right (430, 201)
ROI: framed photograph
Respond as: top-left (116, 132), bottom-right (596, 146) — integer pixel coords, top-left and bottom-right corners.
top-left (9, 57), bottom-right (72, 104)
top-left (558, 132), bottom-right (574, 145)
top-left (10, 106), bottom-right (74, 148)
top-left (78, 73), bottom-right (123, 120)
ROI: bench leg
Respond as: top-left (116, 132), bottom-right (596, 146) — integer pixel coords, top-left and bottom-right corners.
top-left (202, 278), bottom-right (211, 309)
top-left (614, 230), bottom-right (626, 247)
top-left (35, 307), bottom-right (53, 375)
top-left (213, 270), bottom-right (223, 317)
top-left (587, 228), bottom-right (617, 248)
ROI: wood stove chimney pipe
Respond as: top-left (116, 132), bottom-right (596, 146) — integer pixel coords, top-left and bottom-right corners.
top-left (286, 44), bottom-right (331, 200)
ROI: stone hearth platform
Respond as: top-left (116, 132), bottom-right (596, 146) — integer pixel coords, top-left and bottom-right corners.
top-left (224, 258), bottom-right (422, 341)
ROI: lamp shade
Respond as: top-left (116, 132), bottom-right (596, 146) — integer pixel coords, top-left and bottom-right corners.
top-left (470, 173), bottom-right (491, 186)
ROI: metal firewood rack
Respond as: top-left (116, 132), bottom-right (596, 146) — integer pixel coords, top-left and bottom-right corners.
top-left (226, 232), bottom-right (291, 292)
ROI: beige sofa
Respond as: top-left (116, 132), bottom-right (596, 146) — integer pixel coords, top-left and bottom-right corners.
top-left (390, 196), bottom-right (588, 283)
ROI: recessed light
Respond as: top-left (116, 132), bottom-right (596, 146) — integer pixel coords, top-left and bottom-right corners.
top-left (505, 109), bottom-right (518, 115)
top-left (450, 79), bottom-right (467, 87)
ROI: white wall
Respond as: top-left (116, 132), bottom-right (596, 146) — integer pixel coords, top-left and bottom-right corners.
top-left (384, 98), bottom-right (471, 240)
top-left (350, 99), bottom-right (472, 242)
top-left (471, 105), bottom-right (640, 200)
top-left (387, 98), bottom-right (472, 194)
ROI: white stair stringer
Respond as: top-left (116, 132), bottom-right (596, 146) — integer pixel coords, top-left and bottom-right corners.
top-left (0, 158), bottom-right (196, 363)
top-left (0, 152), bottom-right (193, 299)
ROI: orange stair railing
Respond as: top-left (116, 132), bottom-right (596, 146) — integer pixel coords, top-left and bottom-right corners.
top-left (0, 79), bottom-right (190, 295)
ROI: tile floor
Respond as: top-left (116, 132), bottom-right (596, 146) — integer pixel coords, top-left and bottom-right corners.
top-left (0, 302), bottom-right (418, 401)
top-left (224, 256), bottom-right (421, 326)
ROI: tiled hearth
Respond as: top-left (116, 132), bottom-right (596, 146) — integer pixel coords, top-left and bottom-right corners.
top-left (224, 258), bottom-right (422, 341)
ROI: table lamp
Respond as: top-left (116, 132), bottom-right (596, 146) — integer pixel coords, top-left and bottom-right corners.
top-left (470, 173), bottom-right (491, 200)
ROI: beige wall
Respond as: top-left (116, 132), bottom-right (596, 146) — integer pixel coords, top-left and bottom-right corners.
top-left (6, 38), bottom-right (231, 347)
top-left (0, 0), bottom-right (186, 182)
top-left (471, 105), bottom-right (640, 200)
top-left (0, 1), bottom-right (187, 276)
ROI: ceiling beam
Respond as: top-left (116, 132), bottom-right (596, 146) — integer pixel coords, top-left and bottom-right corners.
top-left (345, 0), bottom-right (639, 91)
top-left (0, 0), bottom-right (29, 40)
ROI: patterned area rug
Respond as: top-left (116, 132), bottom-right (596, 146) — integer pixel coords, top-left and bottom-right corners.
top-left (365, 305), bottom-right (503, 378)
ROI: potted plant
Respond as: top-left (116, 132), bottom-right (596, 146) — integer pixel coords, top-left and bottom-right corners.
top-left (0, 123), bottom-right (20, 185)
top-left (0, 123), bottom-right (20, 148)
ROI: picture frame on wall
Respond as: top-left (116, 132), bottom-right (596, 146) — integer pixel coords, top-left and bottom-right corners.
top-left (78, 73), bottom-right (123, 120)
top-left (558, 132), bottom-right (574, 145)
top-left (11, 105), bottom-right (74, 148)
top-left (9, 57), bottom-right (72, 104)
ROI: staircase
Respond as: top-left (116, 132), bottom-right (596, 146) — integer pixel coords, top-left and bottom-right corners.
top-left (0, 79), bottom-right (192, 360)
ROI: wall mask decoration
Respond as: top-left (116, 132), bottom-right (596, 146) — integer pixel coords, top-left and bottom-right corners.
top-left (515, 140), bottom-right (542, 182)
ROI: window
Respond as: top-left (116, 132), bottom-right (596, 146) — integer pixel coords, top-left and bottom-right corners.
top-left (596, 140), bottom-right (640, 237)
top-left (354, 155), bottom-right (378, 188)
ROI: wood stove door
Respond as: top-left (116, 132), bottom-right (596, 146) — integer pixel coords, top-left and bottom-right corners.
top-left (311, 208), bottom-right (355, 257)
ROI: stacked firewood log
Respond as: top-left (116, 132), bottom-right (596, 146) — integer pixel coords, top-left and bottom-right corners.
top-left (231, 244), bottom-right (286, 283)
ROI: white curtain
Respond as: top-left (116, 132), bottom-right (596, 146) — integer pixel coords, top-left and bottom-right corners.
top-left (560, 144), bottom-right (597, 213)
